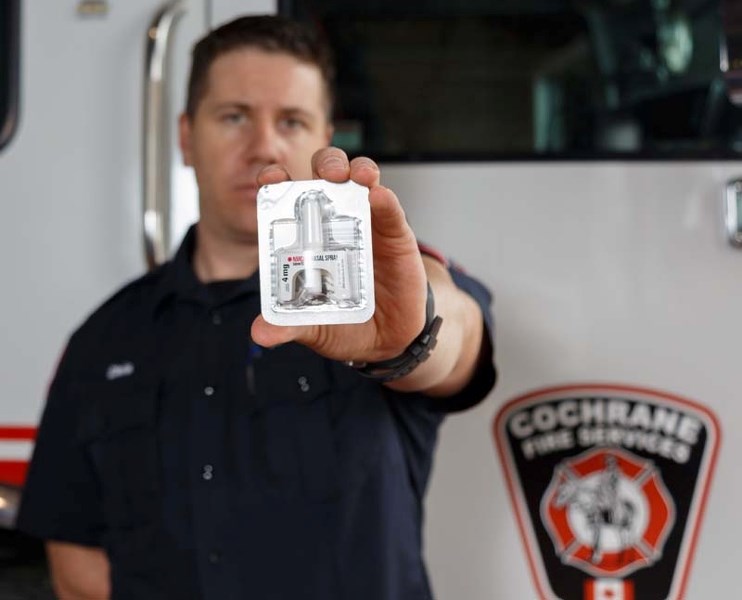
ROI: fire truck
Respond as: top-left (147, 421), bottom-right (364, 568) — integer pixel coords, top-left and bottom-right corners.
top-left (1, 1), bottom-right (740, 598)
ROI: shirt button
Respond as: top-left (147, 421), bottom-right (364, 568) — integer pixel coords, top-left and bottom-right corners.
top-left (204, 386), bottom-right (215, 396)
top-left (211, 311), bottom-right (222, 325)
top-left (208, 551), bottom-right (221, 564)
top-left (298, 376), bottom-right (310, 392)
top-left (202, 464), bottom-right (214, 481)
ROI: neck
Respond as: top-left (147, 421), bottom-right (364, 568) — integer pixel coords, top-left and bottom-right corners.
top-left (193, 222), bottom-right (259, 282)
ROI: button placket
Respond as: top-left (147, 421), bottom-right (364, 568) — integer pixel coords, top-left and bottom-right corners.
top-left (190, 305), bottom-right (231, 595)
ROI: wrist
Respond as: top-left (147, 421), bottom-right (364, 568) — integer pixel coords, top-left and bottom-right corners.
top-left (346, 282), bottom-right (442, 382)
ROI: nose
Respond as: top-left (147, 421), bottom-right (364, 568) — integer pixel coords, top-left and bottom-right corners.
top-left (245, 119), bottom-right (282, 165)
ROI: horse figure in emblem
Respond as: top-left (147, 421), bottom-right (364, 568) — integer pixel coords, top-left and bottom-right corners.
top-left (555, 454), bottom-right (636, 564)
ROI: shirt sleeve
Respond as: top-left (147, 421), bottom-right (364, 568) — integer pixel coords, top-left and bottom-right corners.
top-left (16, 335), bottom-right (105, 547)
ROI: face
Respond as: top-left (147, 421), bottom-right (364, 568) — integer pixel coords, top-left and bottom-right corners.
top-left (179, 48), bottom-right (333, 243)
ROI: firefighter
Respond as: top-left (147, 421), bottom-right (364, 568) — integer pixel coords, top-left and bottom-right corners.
top-left (18, 15), bottom-right (495, 600)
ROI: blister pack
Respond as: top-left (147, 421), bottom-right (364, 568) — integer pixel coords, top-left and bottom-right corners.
top-left (257, 179), bottom-right (375, 325)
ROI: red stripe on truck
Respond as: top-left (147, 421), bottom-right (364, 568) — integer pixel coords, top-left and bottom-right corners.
top-left (0, 427), bottom-right (36, 487)
top-left (0, 427), bottom-right (36, 440)
top-left (0, 460), bottom-right (29, 487)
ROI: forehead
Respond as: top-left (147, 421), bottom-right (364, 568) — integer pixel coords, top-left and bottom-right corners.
top-left (201, 47), bottom-right (327, 114)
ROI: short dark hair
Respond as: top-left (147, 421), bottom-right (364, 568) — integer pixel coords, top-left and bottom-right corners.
top-left (185, 15), bottom-right (335, 119)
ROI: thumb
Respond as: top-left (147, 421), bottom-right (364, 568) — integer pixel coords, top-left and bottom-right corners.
top-left (369, 185), bottom-right (411, 241)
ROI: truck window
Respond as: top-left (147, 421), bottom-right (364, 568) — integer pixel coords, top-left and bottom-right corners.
top-left (280, 0), bottom-right (742, 162)
top-left (0, 0), bottom-right (20, 153)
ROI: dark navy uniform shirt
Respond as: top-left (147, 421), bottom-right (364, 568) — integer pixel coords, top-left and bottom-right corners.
top-left (18, 226), bottom-right (496, 600)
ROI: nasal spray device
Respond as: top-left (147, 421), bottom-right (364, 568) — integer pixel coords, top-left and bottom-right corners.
top-left (257, 180), bottom-right (375, 325)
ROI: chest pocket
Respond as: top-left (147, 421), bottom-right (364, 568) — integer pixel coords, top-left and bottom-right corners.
top-left (76, 381), bottom-right (160, 529)
top-left (247, 344), bottom-right (338, 502)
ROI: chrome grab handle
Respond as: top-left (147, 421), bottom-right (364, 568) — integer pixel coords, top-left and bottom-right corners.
top-left (143, 1), bottom-right (186, 269)
top-left (725, 180), bottom-right (742, 247)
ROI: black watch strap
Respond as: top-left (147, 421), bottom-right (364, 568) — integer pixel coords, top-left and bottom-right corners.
top-left (348, 283), bottom-right (443, 382)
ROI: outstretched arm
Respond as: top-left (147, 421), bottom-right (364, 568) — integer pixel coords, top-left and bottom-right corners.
top-left (250, 147), bottom-right (489, 397)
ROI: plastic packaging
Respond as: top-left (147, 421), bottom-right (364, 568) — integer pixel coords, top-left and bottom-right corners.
top-left (257, 179), bottom-right (375, 325)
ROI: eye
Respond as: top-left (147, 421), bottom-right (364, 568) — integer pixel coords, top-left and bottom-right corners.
top-left (221, 112), bottom-right (245, 125)
top-left (279, 116), bottom-right (308, 132)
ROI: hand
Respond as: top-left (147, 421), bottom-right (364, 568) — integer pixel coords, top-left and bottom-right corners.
top-left (250, 147), bottom-right (428, 363)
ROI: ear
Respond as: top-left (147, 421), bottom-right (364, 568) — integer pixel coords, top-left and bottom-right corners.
top-left (178, 113), bottom-right (194, 166)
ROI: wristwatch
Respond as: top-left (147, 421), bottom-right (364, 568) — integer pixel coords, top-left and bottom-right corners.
top-left (347, 282), bottom-right (443, 382)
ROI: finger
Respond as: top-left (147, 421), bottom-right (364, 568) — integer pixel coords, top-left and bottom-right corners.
top-left (311, 147), bottom-right (350, 182)
top-left (369, 185), bottom-right (413, 242)
top-left (349, 156), bottom-right (381, 188)
top-left (257, 164), bottom-right (291, 186)
top-left (251, 316), bottom-right (321, 350)
top-left (251, 315), bottom-right (299, 348)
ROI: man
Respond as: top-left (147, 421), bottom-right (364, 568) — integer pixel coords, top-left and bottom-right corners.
top-left (17, 15), bottom-right (496, 600)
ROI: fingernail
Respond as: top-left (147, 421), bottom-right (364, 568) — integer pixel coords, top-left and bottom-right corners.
top-left (355, 158), bottom-right (378, 171)
top-left (321, 156), bottom-right (345, 170)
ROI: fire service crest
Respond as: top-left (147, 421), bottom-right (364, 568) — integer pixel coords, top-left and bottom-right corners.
top-left (494, 384), bottom-right (719, 600)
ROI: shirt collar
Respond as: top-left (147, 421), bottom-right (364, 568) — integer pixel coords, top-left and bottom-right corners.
top-left (152, 224), bottom-right (260, 316)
